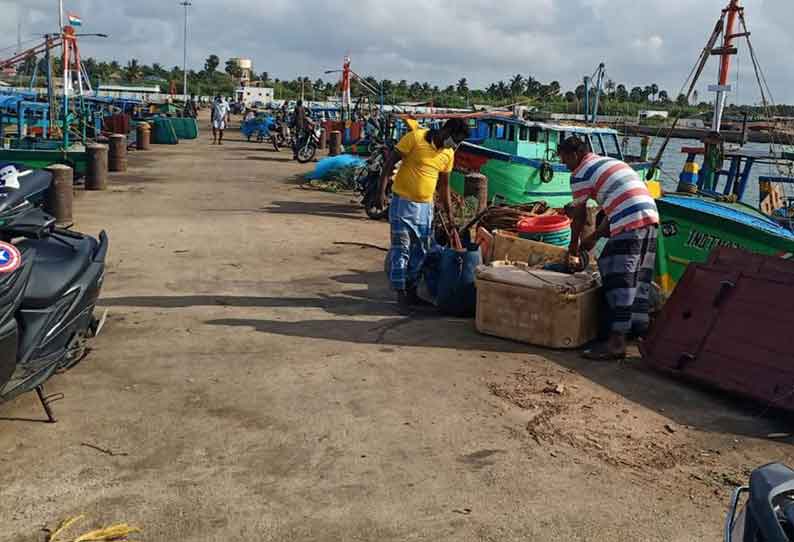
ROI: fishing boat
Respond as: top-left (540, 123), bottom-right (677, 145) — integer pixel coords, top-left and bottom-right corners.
top-left (0, 25), bottom-right (93, 177)
top-left (451, 115), bottom-right (660, 207)
top-left (652, 0), bottom-right (794, 293)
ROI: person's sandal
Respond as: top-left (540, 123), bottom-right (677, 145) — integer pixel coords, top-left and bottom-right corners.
top-left (582, 344), bottom-right (626, 361)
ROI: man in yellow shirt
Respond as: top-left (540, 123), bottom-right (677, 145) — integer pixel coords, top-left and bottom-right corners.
top-left (377, 118), bottom-right (470, 312)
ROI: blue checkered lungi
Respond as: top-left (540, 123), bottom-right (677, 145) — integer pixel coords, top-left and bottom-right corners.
top-left (388, 195), bottom-right (433, 291)
top-left (598, 225), bottom-right (658, 335)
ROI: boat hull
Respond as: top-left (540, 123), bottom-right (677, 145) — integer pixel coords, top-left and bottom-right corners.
top-left (656, 194), bottom-right (794, 293)
top-left (0, 148), bottom-right (88, 177)
top-left (451, 143), bottom-right (657, 208)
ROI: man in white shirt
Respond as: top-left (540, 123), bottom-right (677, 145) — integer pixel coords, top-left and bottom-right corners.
top-left (211, 95), bottom-right (231, 145)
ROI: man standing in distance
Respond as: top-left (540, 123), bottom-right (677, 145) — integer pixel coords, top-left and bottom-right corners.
top-left (211, 95), bottom-right (231, 145)
top-left (378, 118), bottom-right (470, 312)
top-left (558, 135), bottom-right (659, 360)
top-left (292, 100), bottom-right (307, 160)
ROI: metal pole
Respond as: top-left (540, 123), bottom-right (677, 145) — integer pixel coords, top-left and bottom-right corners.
top-left (58, 0), bottom-right (63, 31)
top-left (180, 1), bottom-right (191, 100)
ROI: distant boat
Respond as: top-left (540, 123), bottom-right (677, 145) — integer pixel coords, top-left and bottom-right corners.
top-left (450, 115), bottom-right (660, 208)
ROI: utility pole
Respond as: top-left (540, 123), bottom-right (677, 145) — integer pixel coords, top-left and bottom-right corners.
top-left (58, 0), bottom-right (64, 31)
top-left (180, 1), bottom-right (192, 100)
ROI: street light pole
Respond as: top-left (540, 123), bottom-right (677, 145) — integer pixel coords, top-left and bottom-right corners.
top-left (180, 1), bottom-right (192, 100)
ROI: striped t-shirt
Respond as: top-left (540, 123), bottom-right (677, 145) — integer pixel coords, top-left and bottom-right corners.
top-left (570, 153), bottom-right (659, 235)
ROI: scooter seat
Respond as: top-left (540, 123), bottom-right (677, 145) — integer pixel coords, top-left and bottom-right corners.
top-left (17, 235), bottom-right (97, 309)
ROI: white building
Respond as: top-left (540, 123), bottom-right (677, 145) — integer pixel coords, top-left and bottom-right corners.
top-left (236, 86), bottom-right (274, 107)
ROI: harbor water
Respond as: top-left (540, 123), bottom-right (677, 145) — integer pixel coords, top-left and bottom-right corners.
top-left (623, 137), bottom-right (794, 206)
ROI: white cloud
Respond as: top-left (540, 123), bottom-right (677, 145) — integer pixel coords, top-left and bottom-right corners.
top-left (0, 0), bottom-right (793, 102)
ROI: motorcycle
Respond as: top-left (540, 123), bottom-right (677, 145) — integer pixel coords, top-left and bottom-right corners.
top-left (0, 165), bottom-right (109, 422)
top-left (725, 462), bottom-right (794, 541)
top-left (295, 123), bottom-right (322, 164)
top-left (271, 118), bottom-right (292, 152)
top-left (354, 142), bottom-right (393, 220)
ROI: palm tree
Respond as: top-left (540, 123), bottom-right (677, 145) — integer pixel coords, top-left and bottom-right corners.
top-left (125, 59), bottom-right (142, 82)
top-left (650, 83), bottom-right (659, 102)
top-left (509, 74), bottom-right (525, 97)
top-left (525, 76), bottom-right (541, 97)
top-left (605, 79), bottom-right (616, 99)
top-left (496, 81), bottom-right (509, 99)
top-left (456, 78), bottom-right (469, 95)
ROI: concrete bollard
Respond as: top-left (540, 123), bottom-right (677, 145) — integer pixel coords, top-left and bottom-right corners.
top-left (329, 130), bottom-right (342, 156)
top-left (464, 172), bottom-right (489, 213)
top-left (86, 143), bottom-right (108, 191)
top-left (45, 164), bottom-right (73, 227)
top-left (319, 128), bottom-right (327, 151)
top-left (136, 122), bottom-right (151, 151)
top-left (108, 134), bottom-right (128, 172)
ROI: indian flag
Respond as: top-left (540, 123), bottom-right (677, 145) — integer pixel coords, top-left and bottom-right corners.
top-left (67, 13), bottom-right (82, 26)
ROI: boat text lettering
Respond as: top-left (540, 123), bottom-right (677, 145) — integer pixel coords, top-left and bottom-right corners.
top-left (685, 229), bottom-right (741, 252)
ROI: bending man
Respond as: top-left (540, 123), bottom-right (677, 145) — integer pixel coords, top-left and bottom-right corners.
top-left (559, 136), bottom-right (659, 360)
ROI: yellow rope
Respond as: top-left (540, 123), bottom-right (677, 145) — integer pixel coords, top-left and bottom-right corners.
top-left (47, 515), bottom-right (141, 542)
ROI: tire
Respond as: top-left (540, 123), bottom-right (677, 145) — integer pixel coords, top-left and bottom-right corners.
top-left (363, 181), bottom-right (390, 220)
top-left (296, 142), bottom-right (317, 163)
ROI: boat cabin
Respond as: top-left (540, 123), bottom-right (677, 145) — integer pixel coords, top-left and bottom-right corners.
top-left (471, 116), bottom-right (628, 163)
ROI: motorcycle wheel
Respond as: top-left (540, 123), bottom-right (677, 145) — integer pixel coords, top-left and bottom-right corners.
top-left (296, 143), bottom-right (317, 163)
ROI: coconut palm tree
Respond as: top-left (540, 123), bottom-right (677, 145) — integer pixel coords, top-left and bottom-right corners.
top-left (125, 59), bottom-right (142, 82)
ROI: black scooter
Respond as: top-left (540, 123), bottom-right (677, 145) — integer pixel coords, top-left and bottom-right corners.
top-left (0, 166), bottom-right (109, 422)
top-left (725, 462), bottom-right (794, 541)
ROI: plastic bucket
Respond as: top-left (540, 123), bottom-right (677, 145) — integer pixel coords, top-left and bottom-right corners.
top-left (516, 215), bottom-right (572, 247)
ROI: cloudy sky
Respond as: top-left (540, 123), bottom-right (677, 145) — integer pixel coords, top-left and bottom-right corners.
top-left (2, 0), bottom-right (794, 103)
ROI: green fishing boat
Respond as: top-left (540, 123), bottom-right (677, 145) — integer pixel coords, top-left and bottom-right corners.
top-left (451, 116), bottom-right (660, 208)
top-left (0, 26), bottom-right (92, 177)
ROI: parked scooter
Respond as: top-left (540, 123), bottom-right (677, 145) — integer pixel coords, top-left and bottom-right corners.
top-left (0, 165), bottom-right (109, 422)
top-left (725, 462), bottom-right (794, 541)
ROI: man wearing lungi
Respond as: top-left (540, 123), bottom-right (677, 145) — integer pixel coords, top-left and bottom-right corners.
top-left (559, 136), bottom-right (659, 360)
top-left (377, 118), bottom-right (470, 313)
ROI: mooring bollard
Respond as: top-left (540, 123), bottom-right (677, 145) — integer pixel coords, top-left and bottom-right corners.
top-left (85, 143), bottom-right (108, 191)
top-left (319, 128), bottom-right (327, 151)
top-left (108, 134), bottom-right (128, 172)
top-left (329, 130), bottom-right (342, 156)
top-left (136, 122), bottom-right (151, 151)
top-left (464, 172), bottom-right (489, 213)
top-left (45, 164), bottom-right (73, 227)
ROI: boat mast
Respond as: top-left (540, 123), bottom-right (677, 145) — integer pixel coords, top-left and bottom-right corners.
top-left (711, 0), bottom-right (742, 132)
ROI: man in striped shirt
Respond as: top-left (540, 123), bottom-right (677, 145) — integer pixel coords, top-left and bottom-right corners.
top-left (559, 136), bottom-right (659, 360)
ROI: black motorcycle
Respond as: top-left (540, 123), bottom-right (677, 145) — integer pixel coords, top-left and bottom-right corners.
top-left (0, 166), bottom-right (109, 422)
top-left (354, 142), bottom-right (393, 220)
top-left (295, 123), bottom-right (322, 164)
top-left (725, 462), bottom-right (794, 541)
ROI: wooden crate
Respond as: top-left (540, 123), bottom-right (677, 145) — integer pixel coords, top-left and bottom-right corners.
top-left (489, 230), bottom-right (567, 267)
top-left (475, 262), bottom-right (600, 349)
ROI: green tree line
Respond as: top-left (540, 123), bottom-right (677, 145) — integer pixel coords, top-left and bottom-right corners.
top-left (9, 52), bottom-right (794, 118)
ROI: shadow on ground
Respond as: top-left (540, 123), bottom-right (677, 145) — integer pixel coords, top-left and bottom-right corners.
top-left (102, 261), bottom-right (791, 441)
top-left (263, 200), bottom-right (366, 220)
top-left (245, 156), bottom-right (294, 163)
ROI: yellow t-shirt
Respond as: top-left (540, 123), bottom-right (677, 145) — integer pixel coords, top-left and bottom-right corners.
top-left (392, 129), bottom-right (455, 203)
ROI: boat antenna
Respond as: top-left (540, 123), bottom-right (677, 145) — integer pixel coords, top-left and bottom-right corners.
top-left (645, 10), bottom-right (728, 179)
